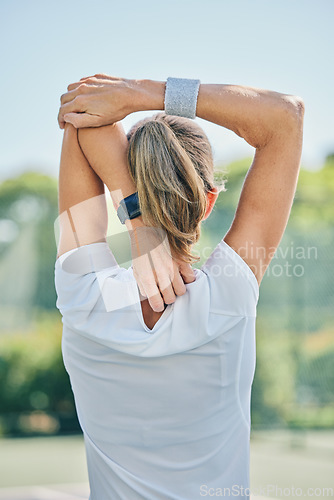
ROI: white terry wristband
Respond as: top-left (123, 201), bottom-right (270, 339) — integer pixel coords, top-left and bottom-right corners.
top-left (164, 77), bottom-right (201, 119)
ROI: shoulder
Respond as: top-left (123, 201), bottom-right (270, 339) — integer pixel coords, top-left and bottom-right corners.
top-left (200, 239), bottom-right (259, 317)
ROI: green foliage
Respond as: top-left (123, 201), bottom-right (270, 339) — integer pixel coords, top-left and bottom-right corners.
top-left (0, 171), bottom-right (57, 209)
top-left (285, 406), bottom-right (334, 429)
top-left (0, 172), bottom-right (59, 312)
top-left (0, 157), bottom-right (334, 435)
top-left (210, 158), bottom-right (334, 428)
top-left (200, 158), bottom-right (252, 251)
top-left (251, 322), bottom-right (334, 429)
top-left (251, 322), bottom-right (298, 428)
top-left (0, 310), bottom-right (78, 436)
top-left (296, 347), bottom-right (334, 406)
top-left (290, 159), bottom-right (334, 227)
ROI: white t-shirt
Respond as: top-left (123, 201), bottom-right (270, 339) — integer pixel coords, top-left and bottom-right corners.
top-left (54, 239), bottom-right (259, 500)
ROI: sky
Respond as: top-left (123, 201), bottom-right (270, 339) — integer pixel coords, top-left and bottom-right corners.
top-left (0, 0), bottom-right (333, 182)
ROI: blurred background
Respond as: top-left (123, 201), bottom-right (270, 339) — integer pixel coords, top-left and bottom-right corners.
top-left (0, 0), bottom-right (333, 499)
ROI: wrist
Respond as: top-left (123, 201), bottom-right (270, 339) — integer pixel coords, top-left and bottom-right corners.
top-left (125, 215), bottom-right (146, 232)
top-left (132, 79), bottom-right (166, 113)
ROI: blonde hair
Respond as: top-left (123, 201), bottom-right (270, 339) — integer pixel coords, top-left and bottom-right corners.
top-left (126, 112), bottom-right (225, 265)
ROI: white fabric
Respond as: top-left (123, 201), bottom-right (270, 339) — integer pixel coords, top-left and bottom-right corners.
top-left (54, 239), bottom-right (259, 500)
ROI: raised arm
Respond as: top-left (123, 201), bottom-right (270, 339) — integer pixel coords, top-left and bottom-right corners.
top-left (197, 84), bottom-right (305, 284)
top-left (56, 120), bottom-right (196, 312)
top-left (58, 75), bottom-right (304, 285)
top-left (57, 123), bottom-right (108, 259)
top-left (134, 80), bottom-right (305, 285)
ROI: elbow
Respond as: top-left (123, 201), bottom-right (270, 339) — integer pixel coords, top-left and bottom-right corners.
top-left (276, 95), bottom-right (305, 136)
top-left (291, 95), bottom-right (305, 121)
top-left (282, 94), bottom-right (305, 124)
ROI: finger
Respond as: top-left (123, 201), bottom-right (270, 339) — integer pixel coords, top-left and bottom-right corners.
top-left (80, 75), bottom-right (94, 81)
top-left (57, 108), bottom-right (65, 129)
top-left (79, 75), bottom-right (105, 81)
top-left (67, 80), bottom-right (102, 92)
top-left (61, 84), bottom-right (101, 107)
top-left (67, 74), bottom-right (120, 91)
top-left (156, 275), bottom-right (176, 305)
top-left (60, 88), bottom-right (80, 105)
top-left (136, 283), bottom-right (148, 301)
top-left (81, 74), bottom-right (121, 81)
top-left (67, 81), bottom-right (83, 91)
top-left (132, 268), bottom-right (148, 302)
top-left (178, 262), bottom-right (196, 284)
top-left (67, 78), bottom-right (100, 91)
top-left (171, 267), bottom-right (187, 296)
top-left (63, 112), bottom-right (102, 129)
top-left (149, 250), bottom-right (176, 304)
top-left (142, 281), bottom-right (164, 312)
top-left (58, 96), bottom-right (86, 128)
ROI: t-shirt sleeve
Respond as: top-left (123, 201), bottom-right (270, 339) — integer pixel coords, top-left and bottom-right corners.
top-left (54, 242), bottom-right (139, 332)
top-left (200, 239), bottom-right (259, 317)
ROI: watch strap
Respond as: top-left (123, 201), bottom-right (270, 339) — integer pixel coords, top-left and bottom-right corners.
top-left (117, 192), bottom-right (141, 224)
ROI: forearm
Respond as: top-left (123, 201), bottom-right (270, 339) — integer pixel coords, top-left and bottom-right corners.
top-left (57, 124), bottom-right (108, 257)
top-left (77, 123), bottom-right (145, 232)
top-left (135, 79), bottom-right (304, 149)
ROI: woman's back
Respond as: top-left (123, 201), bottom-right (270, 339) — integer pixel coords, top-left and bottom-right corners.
top-left (55, 74), bottom-right (304, 499)
top-left (55, 238), bottom-right (258, 499)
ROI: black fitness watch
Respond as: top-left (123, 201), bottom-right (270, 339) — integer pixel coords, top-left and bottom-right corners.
top-left (117, 192), bottom-right (141, 224)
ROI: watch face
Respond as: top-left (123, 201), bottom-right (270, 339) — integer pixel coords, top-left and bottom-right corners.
top-left (117, 193), bottom-right (141, 224)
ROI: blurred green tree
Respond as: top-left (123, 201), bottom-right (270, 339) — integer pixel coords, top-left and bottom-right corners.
top-left (0, 156), bottom-right (333, 435)
top-left (0, 172), bottom-right (58, 330)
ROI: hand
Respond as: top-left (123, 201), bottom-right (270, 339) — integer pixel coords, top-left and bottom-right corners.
top-left (128, 223), bottom-right (196, 312)
top-left (58, 74), bottom-right (140, 129)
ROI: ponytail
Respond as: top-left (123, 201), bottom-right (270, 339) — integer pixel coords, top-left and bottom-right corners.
top-left (127, 112), bottom-right (224, 264)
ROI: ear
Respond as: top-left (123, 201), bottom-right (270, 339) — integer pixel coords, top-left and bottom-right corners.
top-left (203, 187), bottom-right (219, 220)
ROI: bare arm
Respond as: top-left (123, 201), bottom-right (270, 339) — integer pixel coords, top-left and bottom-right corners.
top-left (198, 84), bottom-right (305, 285)
top-left (57, 123), bottom-right (107, 259)
top-left (135, 79), bottom-right (305, 285)
top-left (76, 123), bottom-right (196, 312)
top-left (58, 75), bottom-right (304, 285)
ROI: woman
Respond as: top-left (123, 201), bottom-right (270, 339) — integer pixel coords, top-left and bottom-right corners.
top-left (55, 75), bottom-right (304, 499)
